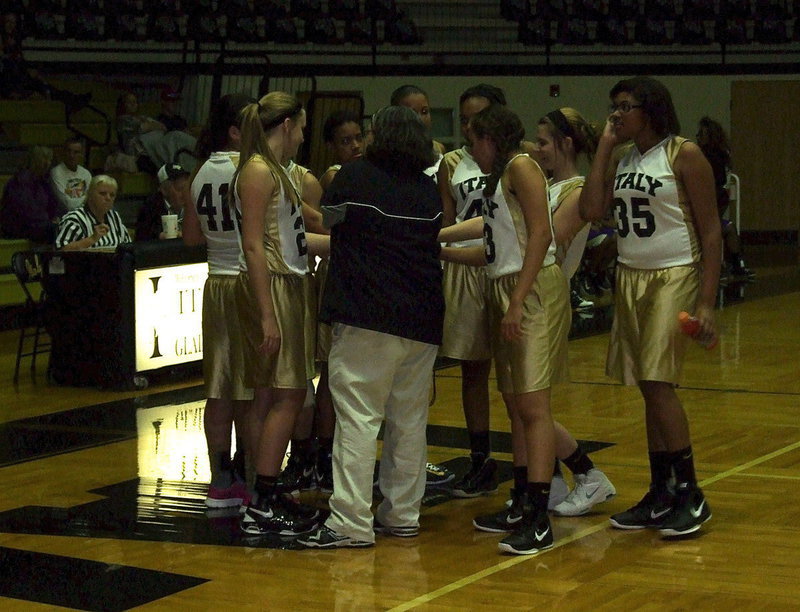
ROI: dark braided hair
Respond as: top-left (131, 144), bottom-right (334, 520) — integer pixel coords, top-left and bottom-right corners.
top-left (459, 83), bottom-right (507, 107)
top-left (195, 92), bottom-right (254, 159)
top-left (469, 105), bottom-right (525, 197)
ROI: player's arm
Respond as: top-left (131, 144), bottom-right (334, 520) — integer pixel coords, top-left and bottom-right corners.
top-left (676, 141), bottom-right (721, 341)
top-left (553, 187), bottom-right (587, 250)
top-left (503, 156), bottom-right (551, 342)
top-left (319, 167), bottom-right (337, 191)
top-left (437, 161), bottom-right (457, 226)
top-left (439, 245), bottom-right (486, 266)
top-left (438, 216), bottom-right (484, 243)
top-left (239, 160), bottom-right (280, 355)
top-left (301, 172), bottom-right (323, 212)
top-left (182, 182), bottom-right (205, 246)
top-left (579, 117), bottom-right (617, 222)
top-left (306, 233), bottom-right (330, 258)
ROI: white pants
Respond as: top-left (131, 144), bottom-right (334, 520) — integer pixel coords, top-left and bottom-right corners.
top-left (325, 324), bottom-right (437, 543)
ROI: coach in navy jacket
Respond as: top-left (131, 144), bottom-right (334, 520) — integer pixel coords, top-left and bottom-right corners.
top-left (301, 105), bottom-right (444, 549)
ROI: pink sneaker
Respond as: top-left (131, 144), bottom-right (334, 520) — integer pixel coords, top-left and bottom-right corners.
top-left (205, 481), bottom-right (251, 508)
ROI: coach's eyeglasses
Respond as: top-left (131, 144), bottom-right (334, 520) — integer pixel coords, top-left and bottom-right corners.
top-left (609, 101), bottom-right (643, 114)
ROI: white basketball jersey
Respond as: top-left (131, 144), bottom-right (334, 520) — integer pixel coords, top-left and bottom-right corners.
top-left (424, 151), bottom-right (443, 183)
top-left (614, 135), bottom-right (700, 269)
top-left (232, 158), bottom-right (308, 276)
top-left (482, 154), bottom-right (556, 279)
top-left (190, 152), bottom-right (241, 275)
top-left (445, 147), bottom-right (487, 248)
top-left (549, 175), bottom-right (590, 279)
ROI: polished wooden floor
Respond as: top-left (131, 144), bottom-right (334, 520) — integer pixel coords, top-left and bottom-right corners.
top-left (1, 251), bottom-right (799, 611)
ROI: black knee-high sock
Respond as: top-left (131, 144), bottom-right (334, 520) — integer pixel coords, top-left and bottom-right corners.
top-left (513, 466), bottom-right (528, 493)
top-left (562, 447), bottom-right (594, 476)
top-left (317, 437), bottom-right (333, 455)
top-left (254, 475), bottom-right (279, 501)
top-left (527, 482), bottom-right (551, 515)
top-left (668, 446), bottom-right (697, 489)
top-left (291, 438), bottom-right (313, 462)
top-left (469, 430), bottom-right (491, 461)
top-left (232, 438), bottom-right (246, 481)
top-left (208, 451), bottom-right (233, 488)
top-left (649, 450), bottom-right (672, 493)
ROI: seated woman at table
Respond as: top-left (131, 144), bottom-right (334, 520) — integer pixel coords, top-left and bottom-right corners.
top-left (55, 175), bottom-right (132, 251)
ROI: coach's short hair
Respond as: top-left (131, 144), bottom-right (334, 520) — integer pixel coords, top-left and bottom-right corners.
top-left (366, 105), bottom-right (435, 173)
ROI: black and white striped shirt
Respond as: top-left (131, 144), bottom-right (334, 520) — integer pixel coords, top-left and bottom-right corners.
top-left (55, 207), bottom-right (132, 250)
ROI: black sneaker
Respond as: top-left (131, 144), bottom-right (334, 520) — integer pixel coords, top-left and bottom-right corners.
top-left (474, 488), bottom-right (525, 533)
top-left (315, 449), bottom-right (334, 494)
top-left (298, 525), bottom-right (373, 549)
top-left (426, 462), bottom-right (455, 487)
top-left (730, 257), bottom-right (755, 280)
top-left (452, 456), bottom-right (498, 498)
top-left (659, 485), bottom-right (711, 537)
top-left (498, 508), bottom-right (554, 555)
top-left (279, 452), bottom-right (317, 495)
top-left (278, 491), bottom-right (320, 521)
top-left (240, 494), bottom-right (318, 536)
top-left (609, 488), bottom-right (674, 530)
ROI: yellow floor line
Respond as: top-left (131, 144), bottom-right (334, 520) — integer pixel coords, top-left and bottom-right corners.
top-left (698, 440), bottom-right (800, 487)
top-left (388, 523), bottom-right (608, 612)
top-left (735, 472), bottom-right (800, 481)
top-left (391, 438), bottom-right (800, 611)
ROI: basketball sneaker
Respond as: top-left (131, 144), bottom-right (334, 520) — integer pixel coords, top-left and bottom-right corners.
top-left (504, 474), bottom-right (568, 510)
top-left (205, 480), bottom-right (251, 508)
top-left (425, 462), bottom-right (455, 487)
top-left (373, 520), bottom-right (419, 538)
top-left (549, 473), bottom-right (569, 510)
top-left (498, 510), bottom-right (554, 555)
top-left (571, 288), bottom-right (593, 311)
top-left (279, 452), bottom-right (317, 496)
top-left (658, 484), bottom-right (711, 537)
top-left (298, 525), bottom-right (374, 549)
top-left (609, 488), bottom-right (674, 530)
top-left (553, 469), bottom-right (616, 517)
top-left (474, 488), bottom-right (525, 533)
top-left (315, 448), bottom-right (334, 494)
top-left (452, 456), bottom-right (498, 498)
top-left (240, 494), bottom-right (318, 536)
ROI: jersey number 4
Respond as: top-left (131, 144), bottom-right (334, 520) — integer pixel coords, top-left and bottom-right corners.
top-left (196, 182), bottom-right (235, 232)
top-left (614, 196), bottom-right (656, 238)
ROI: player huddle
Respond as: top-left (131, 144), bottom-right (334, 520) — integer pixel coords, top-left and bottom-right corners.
top-left (183, 75), bottom-right (720, 556)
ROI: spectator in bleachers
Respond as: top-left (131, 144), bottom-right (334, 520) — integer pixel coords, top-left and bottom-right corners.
top-left (156, 86), bottom-right (190, 133)
top-left (0, 145), bottom-right (64, 244)
top-left (135, 162), bottom-right (189, 241)
top-left (116, 91), bottom-right (197, 174)
top-left (50, 136), bottom-right (92, 212)
top-left (55, 175), bottom-right (131, 250)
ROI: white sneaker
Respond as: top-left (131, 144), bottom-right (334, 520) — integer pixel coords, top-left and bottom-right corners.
top-left (504, 473), bottom-right (570, 509)
top-left (553, 468), bottom-right (616, 517)
top-left (548, 473), bottom-right (570, 510)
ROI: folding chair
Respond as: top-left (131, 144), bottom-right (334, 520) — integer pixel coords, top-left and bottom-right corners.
top-left (11, 251), bottom-right (51, 384)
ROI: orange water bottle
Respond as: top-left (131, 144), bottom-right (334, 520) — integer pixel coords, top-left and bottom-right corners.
top-left (678, 311), bottom-right (718, 350)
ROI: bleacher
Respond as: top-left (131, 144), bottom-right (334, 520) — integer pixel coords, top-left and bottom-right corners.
top-left (0, 79), bottom-right (159, 310)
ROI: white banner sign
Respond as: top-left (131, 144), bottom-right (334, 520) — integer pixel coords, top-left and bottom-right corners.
top-left (134, 263), bottom-right (208, 372)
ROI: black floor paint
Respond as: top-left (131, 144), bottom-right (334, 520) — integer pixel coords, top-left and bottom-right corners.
top-left (0, 546), bottom-right (208, 611)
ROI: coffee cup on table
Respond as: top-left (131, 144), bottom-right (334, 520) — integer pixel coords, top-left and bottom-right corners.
top-left (161, 214), bottom-right (178, 239)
